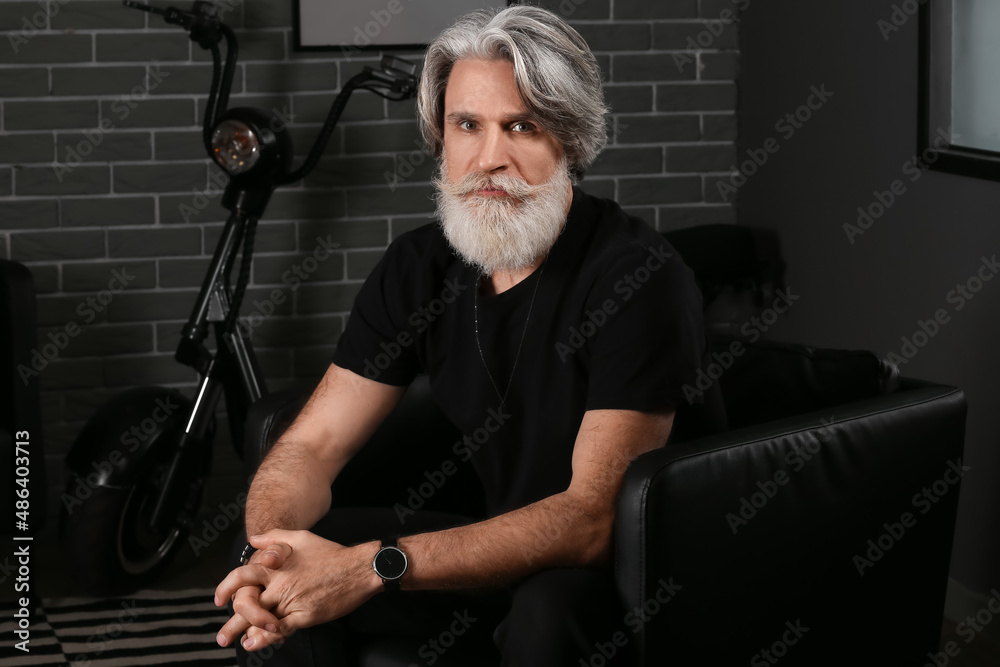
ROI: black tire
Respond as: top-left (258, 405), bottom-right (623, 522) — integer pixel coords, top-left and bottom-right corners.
top-left (60, 421), bottom-right (211, 597)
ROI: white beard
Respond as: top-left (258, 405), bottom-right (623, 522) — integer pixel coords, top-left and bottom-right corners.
top-left (433, 158), bottom-right (572, 276)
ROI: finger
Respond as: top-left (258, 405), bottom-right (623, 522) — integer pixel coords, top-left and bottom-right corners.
top-left (216, 612), bottom-right (251, 648)
top-left (256, 585), bottom-right (289, 619)
top-left (240, 624), bottom-right (285, 652)
top-left (215, 565), bottom-right (270, 606)
top-left (217, 586), bottom-right (282, 648)
top-left (232, 586), bottom-right (282, 634)
top-left (250, 540), bottom-right (293, 569)
top-left (275, 610), bottom-right (314, 637)
top-left (249, 529), bottom-right (295, 548)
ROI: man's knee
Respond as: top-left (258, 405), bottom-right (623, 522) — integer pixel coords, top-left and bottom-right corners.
top-left (511, 568), bottom-right (613, 614)
top-left (496, 568), bottom-right (631, 664)
top-left (237, 641), bottom-right (282, 667)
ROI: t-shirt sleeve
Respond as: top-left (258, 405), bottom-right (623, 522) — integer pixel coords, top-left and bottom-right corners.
top-left (332, 241), bottom-right (423, 386)
top-left (584, 239), bottom-right (706, 412)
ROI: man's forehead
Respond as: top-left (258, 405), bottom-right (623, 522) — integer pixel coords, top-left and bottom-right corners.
top-left (444, 59), bottom-right (528, 114)
top-left (449, 57), bottom-right (515, 79)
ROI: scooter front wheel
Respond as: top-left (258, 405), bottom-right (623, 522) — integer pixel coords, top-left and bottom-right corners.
top-left (59, 388), bottom-right (213, 596)
top-left (61, 428), bottom-right (208, 595)
top-left (117, 476), bottom-right (184, 577)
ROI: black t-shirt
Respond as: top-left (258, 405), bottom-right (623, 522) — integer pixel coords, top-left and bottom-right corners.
top-left (333, 187), bottom-right (705, 515)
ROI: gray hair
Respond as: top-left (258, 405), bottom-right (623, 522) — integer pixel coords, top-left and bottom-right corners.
top-left (417, 4), bottom-right (608, 180)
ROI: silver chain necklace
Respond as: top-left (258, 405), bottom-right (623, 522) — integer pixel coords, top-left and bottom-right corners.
top-left (473, 261), bottom-right (547, 411)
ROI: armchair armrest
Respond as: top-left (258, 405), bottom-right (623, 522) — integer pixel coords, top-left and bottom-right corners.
top-left (615, 383), bottom-right (966, 665)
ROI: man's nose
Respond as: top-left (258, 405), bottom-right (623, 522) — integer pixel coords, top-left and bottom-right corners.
top-left (476, 127), bottom-right (510, 173)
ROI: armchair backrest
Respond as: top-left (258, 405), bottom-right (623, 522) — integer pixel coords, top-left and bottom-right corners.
top-left (715, 336), bottom-right (900, 428)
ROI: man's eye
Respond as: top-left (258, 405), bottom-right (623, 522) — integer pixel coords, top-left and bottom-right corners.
top-left (512, 122), bottom-right (533, 132)
top-left (459, 120), bottom-right (476, 131)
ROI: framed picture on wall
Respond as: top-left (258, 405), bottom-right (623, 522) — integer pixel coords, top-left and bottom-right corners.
top-left (295, 1), bottom-right (515, 53)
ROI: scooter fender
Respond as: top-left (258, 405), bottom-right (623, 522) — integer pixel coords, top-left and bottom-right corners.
top-left (65, 386), bottom-right (193, 490)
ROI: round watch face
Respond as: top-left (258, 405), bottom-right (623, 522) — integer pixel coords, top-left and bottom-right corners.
top-left (374, 546), bottom-right (407, 580)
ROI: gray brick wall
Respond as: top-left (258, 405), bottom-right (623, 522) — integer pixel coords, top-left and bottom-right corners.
top-left (1, 0), bottom-right (739, 524)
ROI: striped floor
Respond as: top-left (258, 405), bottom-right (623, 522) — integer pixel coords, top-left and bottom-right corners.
top-left (1, 588), bottom-right (238, 666)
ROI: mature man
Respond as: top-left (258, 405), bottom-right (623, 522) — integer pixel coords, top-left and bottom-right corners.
top-left (215, 5), bottom-right (705, 665)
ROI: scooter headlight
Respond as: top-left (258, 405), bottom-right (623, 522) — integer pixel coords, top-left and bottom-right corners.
top-left (211, 119), bottom-right (261, 175)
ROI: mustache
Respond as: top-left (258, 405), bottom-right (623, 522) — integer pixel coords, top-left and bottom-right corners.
top-left (435, 170), bottom-right (539, 200)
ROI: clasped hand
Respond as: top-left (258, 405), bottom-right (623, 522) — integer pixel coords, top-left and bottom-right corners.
top-left (214, 530), bottom-right (380, 652)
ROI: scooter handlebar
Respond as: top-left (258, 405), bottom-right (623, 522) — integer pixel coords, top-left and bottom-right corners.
top-left (122, 1), bottom-right (223, 49)
top-left (122, 1), bottom-right (192, 27)
top-left (362, 56), bottom-right (419, 99)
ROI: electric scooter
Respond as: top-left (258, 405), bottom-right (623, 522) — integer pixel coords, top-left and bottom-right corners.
top-left (60, 0), bottom-right (418, 596)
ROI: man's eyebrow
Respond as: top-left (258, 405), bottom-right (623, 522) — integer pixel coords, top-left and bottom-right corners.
top-left (445, 111), bottom-right (536, 124)
top-left (445, 111), bottom-right (475, 123)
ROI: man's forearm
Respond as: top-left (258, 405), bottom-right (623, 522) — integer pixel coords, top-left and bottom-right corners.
top-left (396, 488), bottom-right (612, 591)
top-left (381, 408), bottom-right (672, 592)
top-left (244, 438), bottom-right (335, 537)
top-left (242, 364), bottom-right (407, 538)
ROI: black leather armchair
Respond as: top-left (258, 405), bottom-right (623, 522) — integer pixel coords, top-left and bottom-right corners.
top-left (241, 337), bottom-right (965, 666)
top-left (615, 339), bottom-right (965, 666)
top-left (0, 259), bottom-right (48, 541)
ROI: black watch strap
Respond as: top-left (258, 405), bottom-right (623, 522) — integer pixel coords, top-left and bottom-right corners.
top-left (382, 538), bottom-right (399, 592)
top-left (239, 542), bottom-right (257, 565)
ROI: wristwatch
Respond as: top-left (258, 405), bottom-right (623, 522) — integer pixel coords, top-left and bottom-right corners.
top-left (372, 537), bottom-right (407, 592)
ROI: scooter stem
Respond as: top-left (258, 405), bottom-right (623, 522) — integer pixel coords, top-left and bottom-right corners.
top-left (176, 209), bottom-right (248, 373)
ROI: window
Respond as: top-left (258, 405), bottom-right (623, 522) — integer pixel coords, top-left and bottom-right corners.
top-left (920, 0), bottom-right (1000, 180)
